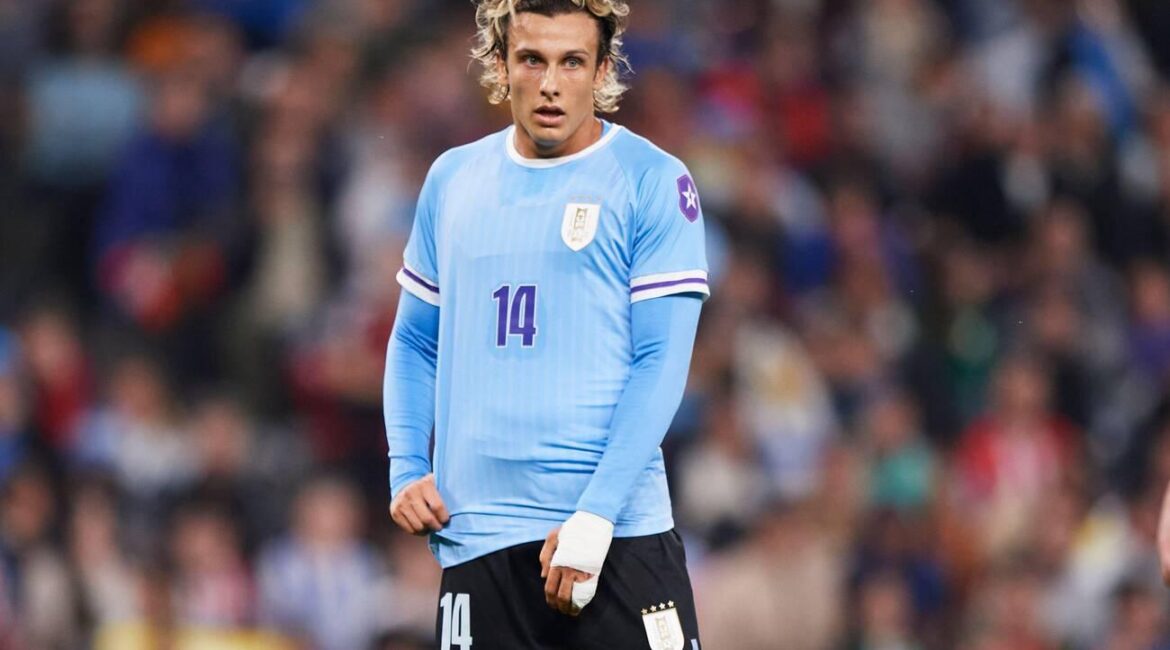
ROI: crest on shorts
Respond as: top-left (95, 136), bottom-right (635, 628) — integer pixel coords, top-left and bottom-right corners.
top-left (561, 203), bottom-right (600, 251)
top-left (641, 601), bottom-right (685, 650)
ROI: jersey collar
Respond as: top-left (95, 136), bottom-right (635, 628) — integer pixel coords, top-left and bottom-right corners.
top-left (505, 121), bottom-right (623, 168)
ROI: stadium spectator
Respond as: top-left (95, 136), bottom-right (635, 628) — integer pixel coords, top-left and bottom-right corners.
top-left (0, 463), bottom-right (79, 649)
top-left (73, 355), bottom-right (196, 509)
top-left (696, 498), bottom-right (845, 650)
top-left (66, 477), bottom-right (137, 631)
top-left (170, 503), bottom-right (256, 628)
top-left (258, 475), bottom-right (382, 650)
top-left (952, 354), bottom-right (1081, 562)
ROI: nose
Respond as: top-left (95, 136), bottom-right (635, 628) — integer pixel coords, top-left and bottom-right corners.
top-left (540, 66), bottom-right (560, 98)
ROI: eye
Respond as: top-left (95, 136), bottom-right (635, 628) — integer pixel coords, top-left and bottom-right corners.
top-left (565, 57), bottom-right (583, 68)
top-left (523, 54), bottom-right (541, 66)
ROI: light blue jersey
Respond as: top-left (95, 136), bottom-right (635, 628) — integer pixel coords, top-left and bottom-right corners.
top-left (394, 121), bottom-right (708, 568)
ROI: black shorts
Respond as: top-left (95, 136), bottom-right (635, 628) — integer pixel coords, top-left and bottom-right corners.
top-left (434, 530), bottom-right (700, 650)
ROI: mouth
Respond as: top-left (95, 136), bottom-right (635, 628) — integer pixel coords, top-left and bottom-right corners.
top-left (533, 105), bottom-right (566, 127)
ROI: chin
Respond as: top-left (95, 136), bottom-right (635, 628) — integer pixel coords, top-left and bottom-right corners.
top-left (528, 126), bottom-right (567, 150)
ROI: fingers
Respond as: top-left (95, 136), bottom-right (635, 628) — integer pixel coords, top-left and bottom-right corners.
top-left (539, 528), bottom-right (559, 579)
top-left (421, 483), bottom-right (450, 524)
top-left (544, 566), bottom-right (562, 610)
top-left (544, 566), bottom-right (592, 615)
top-left (409, 498), bottom-right (443, 532)
top-left (388, 505), bottom-right (406, 532)
top-left (557, 570), bottom-right (576, 615)
top-left (388, 503), bottom-right (418, 534)
top-left (399, 502), bottom-right (425, 534)
top-left (389, 504), bottom-right (416, 534)
top-left (389, 474), bottom-right (449, 535)
top-left (542, 526), bottom-right (588, 615)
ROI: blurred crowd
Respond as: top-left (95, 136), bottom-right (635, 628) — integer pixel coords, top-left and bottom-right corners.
top-left (3, 0), bottom-right (1170, 648)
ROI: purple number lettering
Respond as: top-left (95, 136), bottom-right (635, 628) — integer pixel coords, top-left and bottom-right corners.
top-left (510, 285), bottom-right (537, 347)
top-left (493, 284), bottom-right (538, 347)
top-left (492, 285), bottom-right (510, 347)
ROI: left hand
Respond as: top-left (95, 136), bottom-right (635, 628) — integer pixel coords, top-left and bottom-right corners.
top-left (539, 527), bottom-right (593, 615)
top-left (539, 511), bottom-right (614, 615)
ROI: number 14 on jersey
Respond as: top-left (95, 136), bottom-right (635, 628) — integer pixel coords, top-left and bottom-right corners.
top-left (493, 284), bottom-right (538, 347)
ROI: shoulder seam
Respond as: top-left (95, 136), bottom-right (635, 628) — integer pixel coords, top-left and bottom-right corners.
top-left (606, 136), bottom-right (639, 212)
top-left (616, 128), bottom-right (681, 167)
top-left (601, 134), bottom-right (641, 262)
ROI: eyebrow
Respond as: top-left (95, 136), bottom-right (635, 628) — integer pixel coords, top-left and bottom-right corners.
top-left (513, 48), bottom-right (593, 59)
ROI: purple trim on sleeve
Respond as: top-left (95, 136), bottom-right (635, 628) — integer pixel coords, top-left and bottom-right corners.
top-left (630, 277), bottom-right (709, 294)
top-left (402, 267), bottom-right (439, 294)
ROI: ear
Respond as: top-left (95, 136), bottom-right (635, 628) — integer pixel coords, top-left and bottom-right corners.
top-left (495, 52), bottom-right (509, 91)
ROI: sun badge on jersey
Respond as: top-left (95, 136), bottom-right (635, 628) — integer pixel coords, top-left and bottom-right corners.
top-left (561, 203), bottom-right (601, 251)
top-left (641, 601), bottom-right (685, 650)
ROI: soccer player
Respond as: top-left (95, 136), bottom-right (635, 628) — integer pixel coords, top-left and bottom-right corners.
top-left (383, 1), bottom-right (708, 647)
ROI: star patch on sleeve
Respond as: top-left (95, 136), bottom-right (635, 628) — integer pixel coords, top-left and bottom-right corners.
top-left (676, 175), bottom-right (700, 222)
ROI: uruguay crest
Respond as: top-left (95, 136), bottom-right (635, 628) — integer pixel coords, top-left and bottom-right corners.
top-left (641, 601), bottom-right (685, 650)
top-left (561, 203), bottom-right (600, 251)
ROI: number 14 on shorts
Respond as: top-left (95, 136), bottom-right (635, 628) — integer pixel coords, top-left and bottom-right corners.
top-left (439, 592), bottom-right (473, 649)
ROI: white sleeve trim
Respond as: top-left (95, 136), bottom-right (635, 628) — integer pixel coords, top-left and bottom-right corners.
top-left (396, 265), bottom-right (440, 307)
top-left (629, 269), bottom-right (710, 303)
top-left (631, 283), bottom-right (711, 303)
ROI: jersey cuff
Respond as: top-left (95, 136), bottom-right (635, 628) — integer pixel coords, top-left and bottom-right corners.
top-left (396, 264), bottom-right (440, 306)
top-left (629, 270), bottom-right (710, 303)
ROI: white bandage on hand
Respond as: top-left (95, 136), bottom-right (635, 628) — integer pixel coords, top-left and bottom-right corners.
top-left (550, 510), bottom-right (615, 610)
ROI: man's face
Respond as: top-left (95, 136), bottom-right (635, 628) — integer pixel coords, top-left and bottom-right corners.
top-left (498, 11), bottom-right (609, 158)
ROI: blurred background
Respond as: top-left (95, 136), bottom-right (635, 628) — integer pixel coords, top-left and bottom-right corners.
top-left (2, 0), bottom-right (1170, 648)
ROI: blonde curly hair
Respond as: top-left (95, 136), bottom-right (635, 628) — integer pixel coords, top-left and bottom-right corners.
top-left (470, 0), bottom-right (631, 113)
